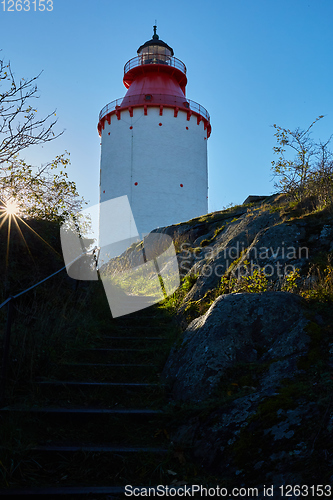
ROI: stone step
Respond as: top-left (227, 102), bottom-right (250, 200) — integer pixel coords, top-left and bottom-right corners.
top-left (31, 444), bottom-right (168, 453)
top-left (83, 348), bottom-right (144, 352)
top-left (0, 485), bottom-right (185, 497)
top-left (0, 405), bottom-right (167, 433)
top-left (53, 362), bottom-right (157, 367)
top-left (36, 380), bottom-right (161, 388)
top-left (0, 440), bottom-right (174, 491)
top-left (1, 406), bottom-right (163, 415)
top-left (33, 379), bottom-right (165, 407)
top-left (103, 336), bottom-right (167, 340)
top-left (68, 348), bottom-right (156, 363)
top-left (114, 325), bottom-right (163, 329)
top-left (51, 362), bottom-right (159, 382)
top-left (97, 336), bottom-right (168, 348)
top-left (0, 486), bottom-right (126, 497)
top-left (0, 410), bottom-right (169, 447)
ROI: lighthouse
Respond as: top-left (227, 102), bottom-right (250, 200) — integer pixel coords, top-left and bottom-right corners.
top-left (98, 27), bottom-right (211, 238)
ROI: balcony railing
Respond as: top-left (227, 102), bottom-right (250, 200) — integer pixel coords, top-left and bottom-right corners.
top-left (99, 94), bottom-right (210, 123)
top-left (124, 55), bottom-right (186, 75)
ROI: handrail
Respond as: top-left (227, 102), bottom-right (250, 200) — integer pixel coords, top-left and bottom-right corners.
top-left (0, 247), bottom-right (99, 406)
top-left (0, 297), bottom-right (12, 310)
top-left (99, 94), bottom-right (210, 123)
top-left (124, 55), bottom-right (186, 75)
top-left (0, 247), bottom-right (99, 310)
top-left (0, 265), bottom-right (67, 310)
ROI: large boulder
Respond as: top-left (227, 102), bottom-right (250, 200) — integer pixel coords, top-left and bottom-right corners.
top-left (162, 292), bottom-right (309, 401)
top-left (179, 209), bottom-right (282, 306)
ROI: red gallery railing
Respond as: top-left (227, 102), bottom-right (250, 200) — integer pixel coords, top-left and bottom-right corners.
top-left (99, 94), bottom-right (210, 123)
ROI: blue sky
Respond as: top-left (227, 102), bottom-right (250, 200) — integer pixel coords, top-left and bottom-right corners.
top-left (1, 0), bottom-right (333, 215)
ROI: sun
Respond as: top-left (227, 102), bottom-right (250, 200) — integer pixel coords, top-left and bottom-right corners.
top-left (4, 198), bottom-right (20, 216)
top-left (0, 196), bottom-right (59, 278)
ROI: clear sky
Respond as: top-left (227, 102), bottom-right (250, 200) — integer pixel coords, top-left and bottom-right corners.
top-left (1, 0), bottom-right (333, 215)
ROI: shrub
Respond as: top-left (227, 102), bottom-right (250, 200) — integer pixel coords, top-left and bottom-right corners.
top-left (182, 273), bottom-right (199, 293)
top-left (271, 116), bottom-right (333, 210)
top-left (300, 258), bottom-right (333, 302)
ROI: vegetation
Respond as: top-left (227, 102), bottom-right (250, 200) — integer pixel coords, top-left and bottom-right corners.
top-left (0, 54), bottom-right (83, 221)
top-left (271, 115), bottom-right (333, 208)
top-left (220, 266), bottom-right (269, 293)
top-left (1, 152), bottom-right (84, 222)
top-left (162, 191), bottom-right (333, 328)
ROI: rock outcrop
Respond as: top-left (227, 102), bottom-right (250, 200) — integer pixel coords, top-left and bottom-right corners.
top-left (162, 292), bottom-right (309, 401)
top-left (159, 198), bottom-right (333, 492)
top-left (162, 291), bottom-right (330, 490)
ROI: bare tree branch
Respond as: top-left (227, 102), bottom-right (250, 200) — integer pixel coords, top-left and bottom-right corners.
top-left (0, 56), bottom-right (63, 169)
top-left (0, 54), bottom-right (84, 221)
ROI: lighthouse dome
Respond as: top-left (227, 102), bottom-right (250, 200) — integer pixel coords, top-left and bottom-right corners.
top-left (137, 26), bottom-right (174, 62)
top-left (120, 26), bottom-right (187, 106)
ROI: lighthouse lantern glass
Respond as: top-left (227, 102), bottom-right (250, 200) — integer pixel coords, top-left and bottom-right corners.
top-left (139, 45), bottom-right (172, 65)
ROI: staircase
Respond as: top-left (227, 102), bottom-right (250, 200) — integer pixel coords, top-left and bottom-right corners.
top-left (0, 308), bottom-right (181, 498)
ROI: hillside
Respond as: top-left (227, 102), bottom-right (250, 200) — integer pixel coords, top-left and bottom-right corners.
top-left (157, 194), bottom-right (333, 494)
top-left (1, 194), bottom-right (333, 496)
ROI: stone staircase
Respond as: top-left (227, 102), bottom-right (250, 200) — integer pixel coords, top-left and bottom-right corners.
top-left (0, 309), bottom-right (180, 498)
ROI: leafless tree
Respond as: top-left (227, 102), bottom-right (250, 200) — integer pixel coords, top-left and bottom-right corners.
top-left (0, 55), bottom-right (62, 170)
top-left (0, 55), bottom-right (84, 221)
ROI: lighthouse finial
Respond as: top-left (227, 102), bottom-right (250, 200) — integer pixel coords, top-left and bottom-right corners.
top-left (152, 24), bottom-right (159, 40)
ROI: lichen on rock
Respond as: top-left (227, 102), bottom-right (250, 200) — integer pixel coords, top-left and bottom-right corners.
top-left (162, 291), bottom-right (309, 401)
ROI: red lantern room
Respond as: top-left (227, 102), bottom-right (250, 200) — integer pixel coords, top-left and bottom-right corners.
top-left (98, 27), bottom-right (211, 137)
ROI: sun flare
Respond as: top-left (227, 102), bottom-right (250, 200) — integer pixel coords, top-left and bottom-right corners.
top-left (4, 198), bottom-right (20, 216)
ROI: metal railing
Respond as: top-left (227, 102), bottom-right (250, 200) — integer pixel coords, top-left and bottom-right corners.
top-left (99, 94), bottom-right (210, 123)
top-left (0, 247), bottom-right (99, 406)
top-left (124, 55), bottom-right (186, 75)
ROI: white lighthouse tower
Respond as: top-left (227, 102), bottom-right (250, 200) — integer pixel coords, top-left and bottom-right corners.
top-left (98, 27), bottom-right (211, 238)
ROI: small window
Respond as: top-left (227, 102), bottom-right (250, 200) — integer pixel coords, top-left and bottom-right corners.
top-left (183, 102), bottom-right (189, 108)
top-left (145, 94), bottom-right (153, 101)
